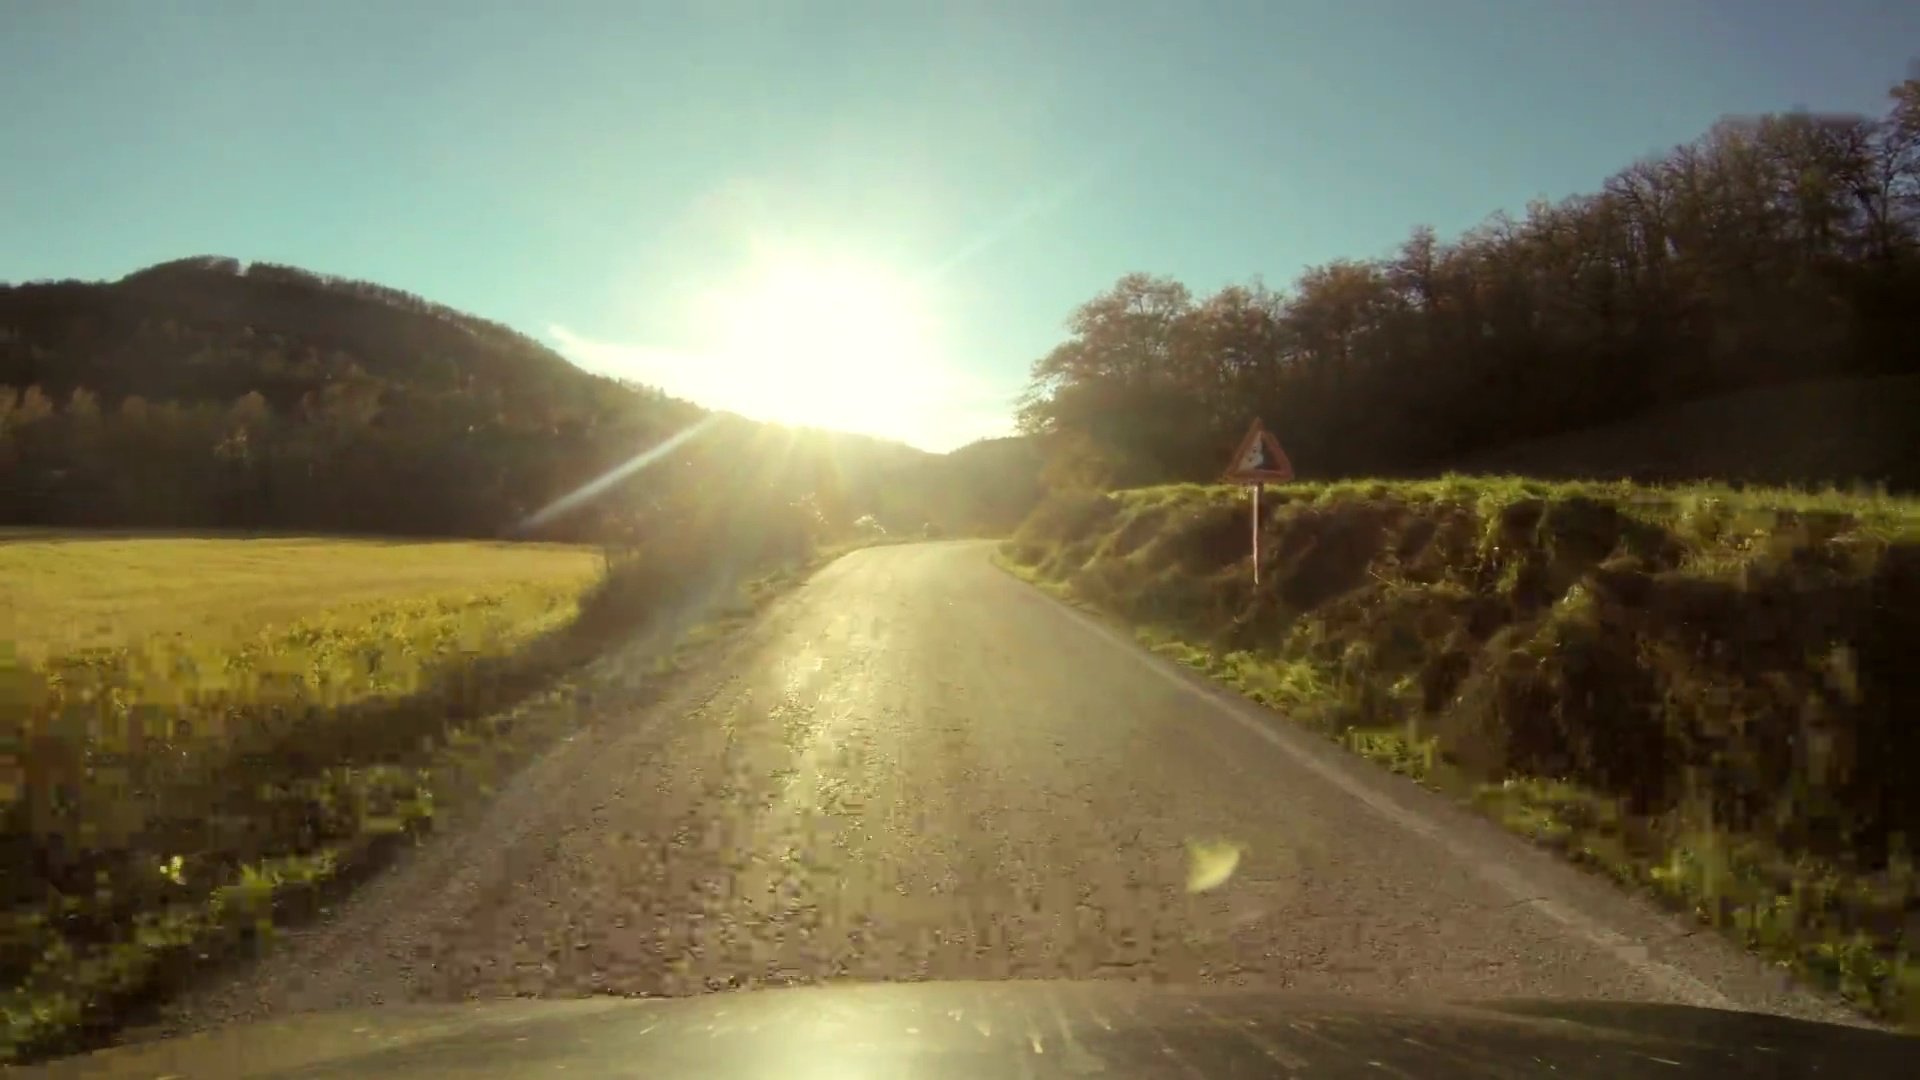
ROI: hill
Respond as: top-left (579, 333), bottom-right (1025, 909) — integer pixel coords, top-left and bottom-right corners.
top-left (0, 257), bottom-right (1024, 540)
top-left (1451, 375), bottom-right (1920, 491)
top-left (1, 257), bottom-right (618, 417)
top-left (916, 435), bottom-right (1046, 535)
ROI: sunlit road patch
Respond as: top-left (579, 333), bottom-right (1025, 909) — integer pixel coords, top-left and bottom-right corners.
top-left (1185, 839), bottom-right (1246, 894)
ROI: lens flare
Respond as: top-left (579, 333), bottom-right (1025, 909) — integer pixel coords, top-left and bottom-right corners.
top-left (518, 414), bottom-right (723, 530)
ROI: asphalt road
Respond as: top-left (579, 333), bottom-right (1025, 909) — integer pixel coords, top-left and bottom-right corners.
top-left (163, 540), bottom-right (1858, 1033)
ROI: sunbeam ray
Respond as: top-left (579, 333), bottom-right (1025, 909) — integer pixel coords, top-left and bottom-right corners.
top-left (519, 413), bottom-right (724, 530)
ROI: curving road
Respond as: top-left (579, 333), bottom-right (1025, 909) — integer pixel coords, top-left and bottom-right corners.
top-left (163, 540), bottom-right (1857, 1032)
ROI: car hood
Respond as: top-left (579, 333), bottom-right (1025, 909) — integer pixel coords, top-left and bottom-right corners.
top-left (40, 980), bottom-right (1916, 1078)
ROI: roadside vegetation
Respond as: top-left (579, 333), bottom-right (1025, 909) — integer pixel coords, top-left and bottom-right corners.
top-left (995, 73), bottom-right (1920, 1024)
top-left (0, 520), bottom-right (822, 1063)
top-left (1002, 477), bottom-right (1920, 1022)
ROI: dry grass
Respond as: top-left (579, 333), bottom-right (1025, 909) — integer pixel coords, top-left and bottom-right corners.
top-left (1, 533), bottom-right (605, 1061)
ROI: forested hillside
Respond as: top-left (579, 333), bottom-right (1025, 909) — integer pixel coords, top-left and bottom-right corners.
top-left (1452, 374), bottom-right (1920, 486)
top-left (1018, 79), bottom-right (1920, 491)
top-left (0, 257), bottom-right (1012, 540)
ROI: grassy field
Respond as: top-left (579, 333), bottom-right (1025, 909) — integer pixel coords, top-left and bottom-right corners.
top-left (1003, 476), bottom-right (1920, 1023)
top-left (0, 533), bottom-right (601, 663)
top-left (1, 534), bottom-right (605, 1061)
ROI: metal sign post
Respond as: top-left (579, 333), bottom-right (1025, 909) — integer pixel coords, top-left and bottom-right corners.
top-left (1251, 483), bottom-right (1262, 584)
top-left (1222, 419), bottom-right (1293, 587)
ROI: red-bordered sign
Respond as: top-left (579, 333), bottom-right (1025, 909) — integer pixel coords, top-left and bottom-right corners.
top-left (1223, 419), bottom-right (1293, 483)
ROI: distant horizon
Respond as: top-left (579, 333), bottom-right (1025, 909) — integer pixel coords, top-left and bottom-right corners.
top-left (6, 3), bottom-right (1918, 452)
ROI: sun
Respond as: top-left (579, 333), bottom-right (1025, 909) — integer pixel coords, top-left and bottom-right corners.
top-left (693, 252), bottom-right (942, 439)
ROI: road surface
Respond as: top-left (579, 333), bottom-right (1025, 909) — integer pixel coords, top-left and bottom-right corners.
top-left (164, 540), bottom-right (1855, 1032)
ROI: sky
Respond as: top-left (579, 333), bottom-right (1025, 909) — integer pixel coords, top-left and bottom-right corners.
top-left (3, 2), bottom-right (1917, 451)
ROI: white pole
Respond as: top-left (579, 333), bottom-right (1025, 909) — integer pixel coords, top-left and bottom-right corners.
top-left (1251, 483), bottom-right (1262, 585)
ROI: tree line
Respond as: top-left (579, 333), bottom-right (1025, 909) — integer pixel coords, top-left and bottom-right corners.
top-left (3, 380), bottom-right (611, 536)
top-left (1018, 79), bottom-right (1920, 489)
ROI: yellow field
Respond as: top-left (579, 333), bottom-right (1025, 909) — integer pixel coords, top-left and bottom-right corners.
top-left (1, 533), bottom-right (602, 664)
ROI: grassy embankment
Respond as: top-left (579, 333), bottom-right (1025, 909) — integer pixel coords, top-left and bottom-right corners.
top-left (0, 532), bottom-right (816, 1063)
top-left (1001, 477), bottom-right (1920, 1022)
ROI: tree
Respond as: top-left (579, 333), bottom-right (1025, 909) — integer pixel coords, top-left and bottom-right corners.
top-left (1018, 77), bottom-right (1920, 491)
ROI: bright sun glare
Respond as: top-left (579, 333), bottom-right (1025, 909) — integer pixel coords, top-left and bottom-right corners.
top-left (694, 254), bottom-right (944, 440)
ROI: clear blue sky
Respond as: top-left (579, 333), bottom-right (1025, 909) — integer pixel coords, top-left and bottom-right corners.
top-left (4, 2), bottom-right (1916, 450)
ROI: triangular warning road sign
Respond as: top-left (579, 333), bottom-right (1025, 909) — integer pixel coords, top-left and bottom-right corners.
top-left (1223, 419), bottom-right (1293, 483)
